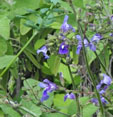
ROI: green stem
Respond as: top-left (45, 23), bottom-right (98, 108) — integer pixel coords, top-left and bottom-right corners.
top-left (78, 21), bottom-right (105, 117)
top-left (19, 106), bottom-right (37, 117)
top-left (68, 65), bottom-right (81, 117)
top-left (0, 31), bottom-right (38, 78)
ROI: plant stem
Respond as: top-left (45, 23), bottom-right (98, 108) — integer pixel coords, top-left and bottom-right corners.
top-left (0, 31), bottom-right (38, 78)
top-left (68, 65), bottom-right (81, 117)
top-left (78, 21), bottom-right (105, 117)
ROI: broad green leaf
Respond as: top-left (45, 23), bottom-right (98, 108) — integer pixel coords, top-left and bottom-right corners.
top-left (47, 55), bottom-right (61, 76)
top-left (41, 113), bottom-right (65, 117)
top-left (60, 1), bottom-right (72, 12)
top-left (58, 63), bottom-right (72, 83)
top-left (0, 109), bottom-right (4, 117)
top-left (83, 104), bottom-right (98, 117)
top-left (0, 37), bottom-right (7, 56)
top-left (12, 0), bottom-right (42, 16)
top-left (34, 39), bottom-right (46, 50)
top-left (0, 17), bottom-right (10, 40)
top-left (23, 78), bottom-right (39, 90)
top-left (20, 14), bottom-right (38, 35)
top-left (20, 99), bottom-right (42, 117)
top-left (53, 94), bottom-right (73, 113)
top-left (73, 0), bottom-right (84, 8)
top-left (50, 0), bottom-right (61, 5)
top-left (0, 104), bottom-right (21, 117)
top-left (0, 55), bottom-right (16, 69)
top-left (68, 101), bottom-right (77, 115)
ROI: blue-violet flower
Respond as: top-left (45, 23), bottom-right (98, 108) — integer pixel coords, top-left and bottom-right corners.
top-left (61, 15), bottom-right (75, 33)
top-left (37, 46), bottom-right (49, 59)
top-left (64, 93), bottom-right (75, 101)
top-left (59, 42), bottom-right (69, 54)
top-left (39, 79), bottom-right (58, 102)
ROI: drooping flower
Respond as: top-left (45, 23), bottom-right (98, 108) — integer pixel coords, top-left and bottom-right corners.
top-left (59, 42), bottom-right (69, 54)
top-left (61, 15), bottom-right (75, 33)
top-left (39, 79), bottom-right (58, 102)
top-left (37, 46), bottom-right (49, 59)
top-left (64, 93), bottom-right (75, 101)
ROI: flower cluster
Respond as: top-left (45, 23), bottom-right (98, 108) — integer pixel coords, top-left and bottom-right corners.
top-left (91, 74), bottom-right (112, 105)
top-left (59, 15), bottom-right (75, 55)
top-left (76, 33), bottom-right (102, 54)
top-left (39, 79), bottom-right (58, 102)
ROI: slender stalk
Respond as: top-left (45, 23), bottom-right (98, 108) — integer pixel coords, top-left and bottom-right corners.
top-left (68, 65), bottom-right (81, 117)
top-left (19, 106), bottom-right (37, 117)
top-left (78, 21), bottom-right (105, 117)
top-left (0, 31), bottom-right (38, 78)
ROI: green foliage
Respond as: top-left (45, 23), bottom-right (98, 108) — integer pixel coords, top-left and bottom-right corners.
top-left (0, 55), bottom-right (16, 69)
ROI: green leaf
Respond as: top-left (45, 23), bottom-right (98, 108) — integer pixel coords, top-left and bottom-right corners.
top-left (12, 0), bottom-right (42, 16)
top-left (24, 50), bottom-right (40, 69)
top-left (34, 39), bottom-right (46, 50)
top-left (73, 0), bottom-right (84, 8)
top-left (53, 94), bottom-right (73, 113)
top-left (20, 14), bottom-right (38, 35)
top-left (0, 104), bottom-right (21, 117)
top-left (72, 46), bottom-right (78, 64)
top-left (41, 113), bottom-right (65, 117)
top-left (0, 55), bottom-right (16, 69)
top-left (0, 109), bottom-right (4, 117)
top-left (50, 0), bottom-right (61, 5)
top-left (23, 78), bottom-right (39, 90)
top-left (68, 101), bottom-right (77, 115)
top-left (20, 99), bottom-right (42, 117)
top-left (0, 17), bottom-right (10, 40)
top-left (58, 63), bottom-right (72, 83)
top-left (83, 104), bottom-right (98, 117)
top-left (0, 37), bottom-right (7, 56)
top-left (47, 55), bottom-right (61, 76)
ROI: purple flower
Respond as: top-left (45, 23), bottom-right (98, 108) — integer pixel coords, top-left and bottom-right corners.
top-left (76, 35), bottom-right (89, 54)
top-left (37, 46), bottom-right (49, 59)
top-left (91, 33), bottom-right (102, 43)
top-left (64, 93), bottom-right (75, 101)
top-left (76, 34), bottom-right (102, 54)
top-left (39, 79), bottom-right (58, 102)
top-left (91, 97), bottom-right (108, 105)
top-left (96, 74), bottom-right (111, 94)
top-left (59, 42), bottom-right (69, 54)
top-left (109, 33), bottom-right (113, 37)
top-left (101, 97), bottom-right (108, 104)
top-left (61, 15), bottom-right (75, 33)
top-left (91, 98), bottom-right (98, 105)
